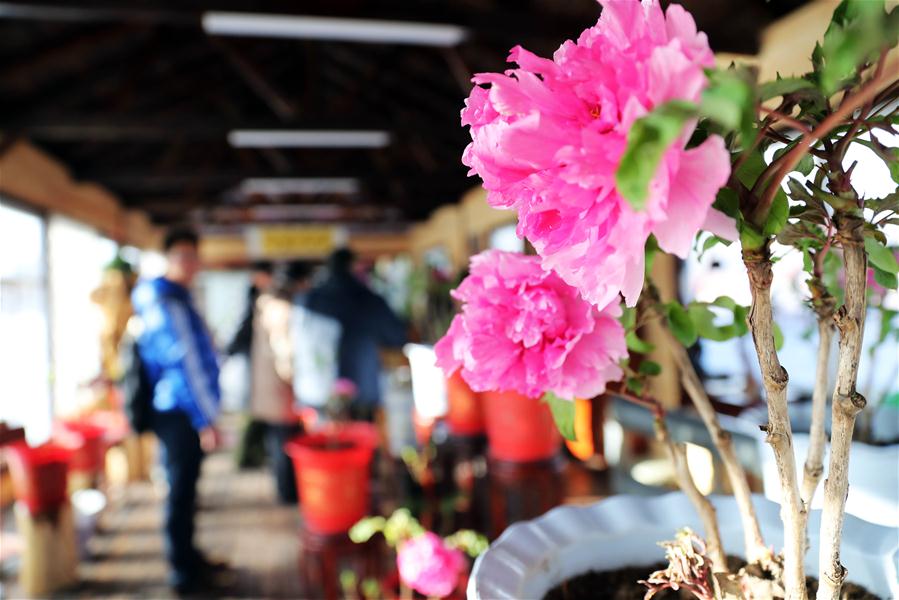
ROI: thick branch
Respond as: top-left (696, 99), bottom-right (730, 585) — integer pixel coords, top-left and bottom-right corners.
top-left (743, 245), bottom-right (807, 600)
top-left (817, 216), bottom-right (868, 600)
top-left (655, 417), bottom-right (729, 574)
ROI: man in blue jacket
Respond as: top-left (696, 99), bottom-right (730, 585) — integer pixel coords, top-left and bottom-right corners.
top-left (132, 227), bottom-right (222, 594)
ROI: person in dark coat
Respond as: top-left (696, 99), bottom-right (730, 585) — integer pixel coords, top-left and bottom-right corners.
top-left (304, 248), bottom-right (406, 421)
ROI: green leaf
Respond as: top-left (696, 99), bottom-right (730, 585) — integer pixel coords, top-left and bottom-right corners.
top-left (866, 191), bottom-right (899, 215)
top-left (759, 77), bottom-right (817, 101)
top-left (713, 188), bottom-right (741, 221)
top-left (864, 237), bottom-right (899, 274)
top-left (616, 100), bottom-right (698, 208)
top-left (349, 516), bottom-right (386, 543)
top-left (638, 360), bottom-right (663, 376)
top-left (625, 377), bottom-right (644, 396)
top-left (620, 306), bottom-right (637, 329)
top-left (773, 322), bottom-right (785, 351)
top-left (626, 331), bottom-right (655, 354)
top-left (543, 392), bottom-right (576, 441)
top-left (763, 192), bottom-right (790, 236)
top-left (796, 153), bottom-right (815, 176)
top-left (740, 222), bottom-right (766, 250)
top-left (817, 0), bottom-right (891, 94)
top-left (873, 265), bottom-right (899, 289)
top-left (700, 68), bottom-right (756, 144)
top-left (665, 302), bottom-right (698, 347)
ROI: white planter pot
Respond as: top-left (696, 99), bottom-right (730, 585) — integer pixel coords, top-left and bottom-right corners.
top-left (468, 493), bottom-right (899, 600)
top-left (759, 433), bottom-right (899, 528)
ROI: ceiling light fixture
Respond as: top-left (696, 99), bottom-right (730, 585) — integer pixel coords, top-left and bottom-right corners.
top-left (239, 177), bottom-right (360, 196)
top-left (228, 129), bottom-right (390, 149)
top-left (202, 12), bottom-right (468, 47)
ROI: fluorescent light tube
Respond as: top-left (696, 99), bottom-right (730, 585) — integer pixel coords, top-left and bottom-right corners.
top-left (228, 129), bottom-right (390, 148)
top-left (203, 12), bottom-right (467, 47)
top-left (239, 177), bottom-right (360, 196)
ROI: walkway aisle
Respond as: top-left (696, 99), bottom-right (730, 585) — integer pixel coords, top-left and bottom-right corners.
top-left (65, 450), bottom-right (304, 599)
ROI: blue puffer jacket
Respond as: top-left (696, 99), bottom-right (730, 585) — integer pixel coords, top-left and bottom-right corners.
top-left (132, 277), bottom-right (221, 430)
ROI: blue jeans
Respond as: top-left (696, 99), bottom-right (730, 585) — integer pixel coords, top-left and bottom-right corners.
top-left (153, 410), bottom-right (204, 587)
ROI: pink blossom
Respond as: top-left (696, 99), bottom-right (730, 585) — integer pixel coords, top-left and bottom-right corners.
top-left (461, 0), bottom-right (731, 307)
top-left (333, 378), bottom-right (357, 399)
top-left (435, 250), bottom-right (627, 399)
top-left (396, 532), bottom-right (465, 598)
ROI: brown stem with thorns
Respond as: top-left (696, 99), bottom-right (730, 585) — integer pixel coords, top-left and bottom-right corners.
top-left (817, 215), bottom-right (868, 600)
top-left (743, 244), bottom-right (807, 600)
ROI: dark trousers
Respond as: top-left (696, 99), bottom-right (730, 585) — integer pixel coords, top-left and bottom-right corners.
top-left (264, 423), bottom-right (301, 504)
top-left (153, 410), bottom-right (204, 587)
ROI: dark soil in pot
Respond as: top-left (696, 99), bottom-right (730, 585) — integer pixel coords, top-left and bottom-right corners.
top-left (543, 560), bottom-right (881, 600)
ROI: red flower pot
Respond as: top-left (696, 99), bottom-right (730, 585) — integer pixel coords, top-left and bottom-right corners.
top-left (445, 372), bottom-right (485, 436)
top-left (54, 420), bottom-right (108, 474)
top-left (285, 432), bottom-right (374, 534)
top-left (6, 442), bottom-right (71, 515)
top-left (481, 391), bottom-right (561, 462)
top-left (335, 421), bottom-right (380, 451)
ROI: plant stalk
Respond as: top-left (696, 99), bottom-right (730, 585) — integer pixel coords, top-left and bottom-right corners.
top-left (646, 283), bottom-right (769, 566)
top-left (817, 216), bottom-right (868, 600)
top-left (655, 417), bottom-right (729, 574)
top-left (801, 301), bottom-right (834, 512)
top-left (743, 245), bottom-right (807, 600)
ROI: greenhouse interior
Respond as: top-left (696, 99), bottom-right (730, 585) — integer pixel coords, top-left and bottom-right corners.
top-left (0, 1), bottom-right (897, 599)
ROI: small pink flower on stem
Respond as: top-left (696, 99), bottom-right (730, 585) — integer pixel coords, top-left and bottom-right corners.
top-left (397, 532), bottom-right (465, 598)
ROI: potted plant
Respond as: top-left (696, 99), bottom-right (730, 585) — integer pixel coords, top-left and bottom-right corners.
top-left (346, 508), bottom-right (488, 599)
top-left (285, 378), bottom-right (377, 534)
top-left (433, 0), bottom-right (898, 598)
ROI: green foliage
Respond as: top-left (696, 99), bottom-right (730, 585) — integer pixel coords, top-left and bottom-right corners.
top-left (616, 100), bottom-right (698, 208)
top-left (685, 297), bottom-right (750, 342)
top-left (773, 322), bottom-right (785, 351)
top-left (758, 76), bottom-right (817, 101)
top-left (815, 0), bottom-right (898, 94)
top-left (699, 67), bottom-right (757, 144)
top-left (543, 392), bottom-right (576, 441)
top-left (445, 529), bottom-right (489, 558)
top-left (637, 360), bottom-right (663, 376)
top-left (763, 193), bottom-right (790, 237)
top-left (865, 237), bottom-right (899, 275)
top-left (664, 301), bottom-right (698, 347)
top-left (626, 331), bottom-right (655, 353)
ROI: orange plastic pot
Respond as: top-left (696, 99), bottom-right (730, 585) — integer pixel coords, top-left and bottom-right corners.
top-left (481, 391), bottom-right (561, 462)
top-left (54, 420), bottom-right (107, 473)
top-left (445, 372), bottom-right (485, 435)
top-left (6, 442), bottom-right (71, 515)
top-left (285, 432), bottom-right (374, 534)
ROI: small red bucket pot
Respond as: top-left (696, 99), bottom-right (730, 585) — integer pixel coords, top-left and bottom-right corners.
top-left (481, 391), bottom-right (561, 462)
top-left (5, 442), bottom-right (71, 515)
top-left (54, 420), bottom-right (108, 474)
top-left (445, 372), bottom-right (485, 436)
top-left (285, 432), bottom-right (374, 534)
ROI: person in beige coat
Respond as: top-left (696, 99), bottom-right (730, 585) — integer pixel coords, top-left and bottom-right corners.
top-left (250, 262), bottom-right (312, 503)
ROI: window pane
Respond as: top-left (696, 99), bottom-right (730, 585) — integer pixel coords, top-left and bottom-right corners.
top-left (0, 201), bottom-right (52, 443)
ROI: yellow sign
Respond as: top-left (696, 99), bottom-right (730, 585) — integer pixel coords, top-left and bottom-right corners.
top-left (247, 225), bottom-right (345, 258)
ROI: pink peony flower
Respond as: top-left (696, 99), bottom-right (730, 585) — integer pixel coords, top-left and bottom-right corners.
top-left (461, 0), bottom-right (732, 307)
top-left (397, 532), bottom-right (465, 598)
top-left (333, 378), bottom-right (357, 399)
top-left (435, 250), bottom-right (627, 399)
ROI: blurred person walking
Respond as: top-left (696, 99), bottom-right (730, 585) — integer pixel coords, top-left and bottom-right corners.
top-left (250, 261), bottom-right (312, 503)
top-left (303, 248), bottom-right (406, 422)
top-left (225, 261), bottom-right (273, 469)
top-left (131, 227), bottom-right (226, 595)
